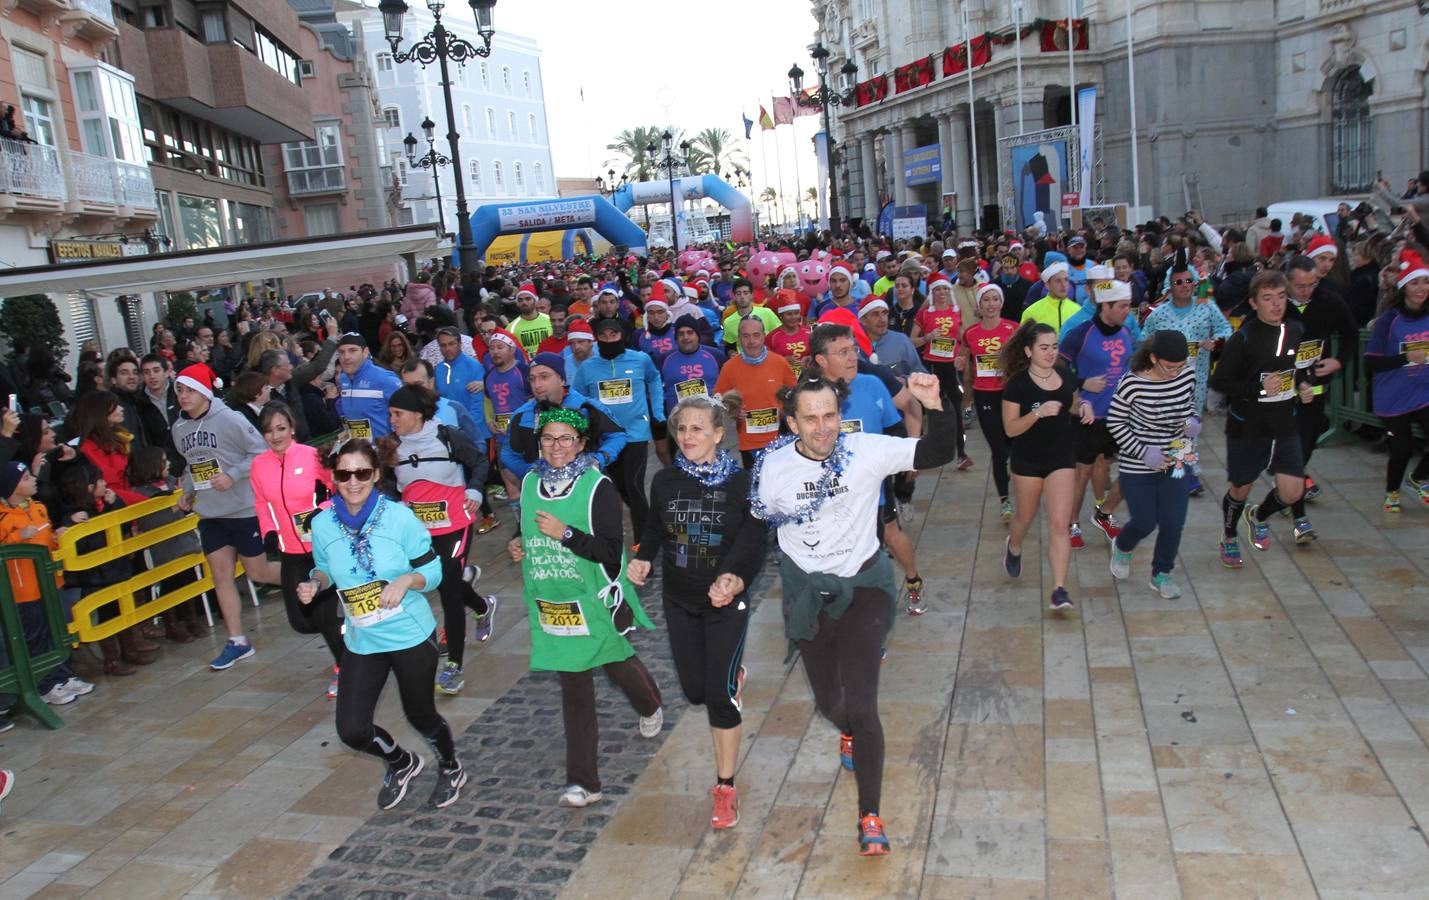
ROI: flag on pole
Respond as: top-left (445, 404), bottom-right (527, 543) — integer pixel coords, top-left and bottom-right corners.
top-left (772, 96), bottom-right (794, 126)
top-left (758, 105), bottom-right (775, 130)
top-left (793, 88), bottom-right (820, 116)
top-left (743, 112), bottom-right (754, 139)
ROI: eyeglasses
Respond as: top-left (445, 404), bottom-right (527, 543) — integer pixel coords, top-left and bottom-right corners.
top-left (333, 468), bottom-right (375, 483)
top-left (539, 434), bottom-right (579, 447)
top-left (1172, 278), bottom-right (1195, 285)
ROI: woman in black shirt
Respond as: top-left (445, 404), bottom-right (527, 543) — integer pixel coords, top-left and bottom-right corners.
top-left (1000, 322), bottom-right (1094, 612)
top-left (628, 396), bottom-right (766, 831)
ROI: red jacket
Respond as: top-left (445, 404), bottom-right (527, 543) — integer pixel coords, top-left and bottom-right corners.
top-left (251, 443), bottom-right (332, 553)
top-left (80, 438), bottom-right (145, 506)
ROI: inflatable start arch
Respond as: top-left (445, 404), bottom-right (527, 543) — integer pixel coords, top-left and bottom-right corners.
top-left (469, 195), bottom-right (647, 260)
top-left (612, 174), bottom-right (754, 244)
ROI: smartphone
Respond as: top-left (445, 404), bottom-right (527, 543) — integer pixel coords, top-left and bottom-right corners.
top-left (7, 394), bottom-right (17, 413)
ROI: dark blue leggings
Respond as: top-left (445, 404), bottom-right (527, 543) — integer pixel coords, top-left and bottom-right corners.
top-left (1114, 471), bottom-right (1191, 575)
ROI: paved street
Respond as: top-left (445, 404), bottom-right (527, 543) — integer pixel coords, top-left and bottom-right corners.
top-left (2, 430), bottom-right (1429, 898)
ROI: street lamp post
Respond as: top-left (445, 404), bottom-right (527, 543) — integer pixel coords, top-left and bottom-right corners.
top-left (790, 44), bottom-right (857, 232)
top-left (645, 131), bottom-right (690, 255)
top-left (595, 167), bottom-right (627, 197)
top-left (378, 0), bottom-right (495, 273)
top-left (404, 116), bottom-right (452, 234)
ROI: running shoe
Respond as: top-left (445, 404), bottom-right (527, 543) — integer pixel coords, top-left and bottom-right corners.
top-left (558, 784), bottom-right (603, 808)
top-left (1049, 587), bottom-right (1073, 611)
top-left (897, 500), bottom-right (914, 524)
top-left (435, 626), bottom-right (448, 656)
top-left (377, 751), bottom-right (423, 810)
top-left (1293, 516), bottom-right (1318, 545)
top-left (462, 564), bottom-right (482, 587)
top-left (1303, 475), bottom-right (1320, 501)
top-left (1109, 546), bottom-right (1133, 580)
top-left (1219, 539), bottom-right (1244, 569)
top-left (731, 665), bottom-right (747, 714)
top-left (0, 769), bottom-right (13, 815)
top-left (1409, 475), bottom-right (1429, 504)
top-left (1000, 498), bottom-right (1014, 521)
top-left (1243, 504), bottom-right (1272, 551)
top-left (326, 665), bottom-right (340, 700)
top-left (1003, 537), bottom-right (1022, 578)
top-left (1092, 509), bottom-right (1122, 540)
top-left (1149, 572), bottom-right (1182, 599)
top-left (489, 485), bottom-right (508, 502)
top-left (839, 732), bottom-right (855, 771)
top-left (638, 706), bottom-right (664, 738)
top-left (1069, 523), bottom-right (1085, 550)
top-left (956, 455), bottom-right (975, 471)
top-left (710, 784), bottom-right (739, 830)
top-left (41, 683), bottom-right (75, 706)
top-left (904, 577), bottom-right (927, 616)
top-left (962, 407), bottom-right (975, 431)
top-left (0, 716), bottom-right (13, 734)
top-left (1187, 473), bottom-right (1204, 497)
top-left (1385, 491), bottom-right (1402, 513)
top-left (471, 595), bottom-right (499, 642)
top-left (476, 514), bottom-right (500, 535)
top-left (61, 677), bottom-right (94, 696)
top-left (210, 639), bottom-right (255, 671)
top-left (429, 761), bottom-right (467, 809)
top-left (858, 813), bottom-right (891, 856)
top-left (435, 661), bottom-right (464, 695)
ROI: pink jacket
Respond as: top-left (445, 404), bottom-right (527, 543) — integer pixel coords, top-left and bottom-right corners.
top-left (401, 282), bottom-right (438, 322)
top-left (251, 443), bottom-right (333, 554)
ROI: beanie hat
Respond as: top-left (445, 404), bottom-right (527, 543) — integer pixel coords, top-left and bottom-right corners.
top-left (1306, 234), bottom-right (1338, 259)
top-left (1396, 248), bottom-right (1429, 289)
top-left (387, 385), bottom-right (429, 415)
top-left (1150, 329), bottom-right (1189, 363)
top-left (673, 314), bottom-right (704, 334)
top-left (530, 351), bottom-right (566, 382)
top-left (0, 461), bottom-right (29, 500)
top-left (566, 319), bottom-right (595, 341)
top-left (175, 363), bottom-right (217, 399)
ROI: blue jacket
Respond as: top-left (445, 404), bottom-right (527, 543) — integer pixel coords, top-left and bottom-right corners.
top-left (336, 358), bottom-right (401, 439)
top-left (434, 353), bottom-right (489, 439)
top-left (435, 396), bottom-right (485, 445)
top-left (499, 387), bottom-right (628, 478)
top-left (570, 349), bottom-right (664, 441)
top-left (309, 494), bottom-right (442, 655)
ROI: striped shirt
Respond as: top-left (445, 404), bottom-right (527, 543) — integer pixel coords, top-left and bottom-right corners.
top-left (1106, 368), bottom-right (1197, 475)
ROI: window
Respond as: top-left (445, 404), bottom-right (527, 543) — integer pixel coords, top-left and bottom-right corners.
top-left (533, 162), bottom-right (544, 190)
top-left (253, 27), bottom-right (300, 85)
top-left (383, 107), bottom-right (401, 130)
top-left (523, 70), bottom-right (532, 96)
top-left (303, 203), bottom-right (340, 236)
top-left (492, 160), bottom-right (504, 193)
top-left (528, 113), bottom-right (537, 142)
top-left (298, 60), bottom-right (315, 78)
top-left (485, 107), bottom-right (496, 137)
top-left (456, 64), bottom-right (467, 86)
top-left (507, 111), bottom-right (516, 139)
top-left (1330, 66), bottom-right (1374, 193)
top-left (470, 159), bottom-right (482, 192)
top-left (397, 207), bottom-right (415, 225)
top-left (376, 53), bottom-right (393, 72)
top-left (71, 66), bottom-right (146, 163)
top-left (462, 104), bottom-right (473, 134)
top-left (178, 194), bottom-right (223, 249)
top-left (502, 66), bottom-right (511, 93)
top-left (143, 6), bottom-right (165, 27)
top-left (513, 161), bottom-right (524, 192)
top-left (480, 62), bottom-right (489, 89)
top-left (394, 158), bottom-right (408, 186)
top-left (283, 122), bottom-right (345, 194)
top-left (19, 95), bottom-right (56, 146)
top-left (202, 12), bottom-right (227, 43)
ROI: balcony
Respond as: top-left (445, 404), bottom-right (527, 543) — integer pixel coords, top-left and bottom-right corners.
top-left (287, 166), bottom-right (345, 196)
top-left (60, 0), bottom-right (117, 42)
top-left (64, 150), bottom-right (157, 216)
top-left (3, 0), bottom-right (66, 18)
top-left (0, 137), bottom-right (66, 212)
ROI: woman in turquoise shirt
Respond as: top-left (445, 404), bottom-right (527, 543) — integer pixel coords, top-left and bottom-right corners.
top-left (297, 438), bottom-right (465, 811)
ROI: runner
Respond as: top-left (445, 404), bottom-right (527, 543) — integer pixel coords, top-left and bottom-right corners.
top-left (509, 283), bottom-right (554, 357)
top-left (1020, 260), bottom-right (1082, 333)
top-left (632, 298), bottom-right (678, 366)
top-left (483, 329), bottom-right (532, 511)
top-left (501, 352), bottom-right (626, 478)
top-left (1001, 322), bottom-right (1096, 611)
top-left (713, 316), bottom-right (797, 468)
top-left (1364, 247), bottom-right (1429, 511)
top-left (298, 439), bottom-right (467, 810)
top-left (750, 368), bottom-right (955, 856)
top-left (961, 283), bottom-right (1019, 519)
top-left (380, 385), bottom-right (496, 694)
top-left (335, 333), bottom-right (402, 441)
top-left (432, 326), bottom-right (489, 443)
top-left (860, 297), bottom-right (925, 381)
top-left (908, 275), bottom-right (972, 469)
top-left (507, 406), bottom-right (663, 809)
top-left (629, 397), bottom-right (766, 830)
top-left (658, 315), bottom-right (724, 418)
top-left (1105, 331), bottom-right (1199, 598)
top-left (765, 290), bottom-right (812, 376)
top-left (720, 279), bottom-right (780, 350)
top-left (1208, 270), bottom-right (1315, 565)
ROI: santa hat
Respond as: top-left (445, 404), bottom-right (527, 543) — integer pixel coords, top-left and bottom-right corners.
top-left (487, 328), bottom-right (529, 361)
top-left (1041, 261), bottom-right (1070, 282)
top-left (176, 363), bottom-right (217, 400)
top-left (644, 298), bottom-right (670, 312)
top-left (859, 297), bottom-right (889, 317)
top-left (817, 307), bottom-right (873, 358)
top-left (566, 319), bottom-right (595, 341)
top-left (926, 273), bottom-right (952, 293)
top-left (1396, 248), bottom-right (1429, 289)
top-left (774, 288), bottom-right (803, 314)
top-left (651, 278), bottom-right (681, 303)
top-left (829, 261), bottom-right (854, 278)
top-left (516, 283), bottom-right (538, 299)
top-left (1008, 241), bottom-right (1025, 252)
top-left (976, 283), bottom-right (1004, 303)
top-left (875, 249), bottom-right (893, 262)
top-left (1306, 234), bottom-right (1339, 259)
top-left (778, 265), bottom-right (799, 283)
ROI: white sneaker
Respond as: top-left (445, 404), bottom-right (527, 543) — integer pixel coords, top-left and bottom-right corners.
top-left (62, 677), bottom-right (95, 696)
top-left (638, 706), bottom-right (664, 739)
top-left (558, 784), bottom-right (603, 808)
top-left (41, 683), bottom-right (76, 705)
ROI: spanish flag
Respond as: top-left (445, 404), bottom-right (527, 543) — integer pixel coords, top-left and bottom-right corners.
top-left (758, 105), bottom-right (774, 131)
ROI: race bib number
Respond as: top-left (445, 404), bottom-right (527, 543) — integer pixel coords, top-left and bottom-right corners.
top-left (929, 337), bottom-right (957, 358)
top-left (1260, 370), bottom-right (1295, 403)
top-left (747, 407), bottom-right (778, 434)
top-left (339, 580), bottom-right (399, 627)
top-left (292, 509), bottom-right (318, 542)
top-left (1186, 342), bottom-right (1200, 359)
top-left (536, 598), bottom-right (589, 636)
top-left (344, 418), bottom-right (372, 440)
top-left (1400, 340), bottom-right (1429, 363)
top-left (791, 361), bottom-right (803, 378)
top-left (598, 378), bottom-right (633, 405)
top-left (976, 353), bottom-right (1003, 379)
top-left (840, 419), bottom-right (863, 434)
top-left (675, 378), bottom-right (708, 400)
top-left (1294, 339), bottom-right (1323, 370)
top-left (410, 500), bottom-right (450, 529)
top-left (493, 413), bottom-right (511, 434)
top-left (190, 458), bottom-right (221, 490)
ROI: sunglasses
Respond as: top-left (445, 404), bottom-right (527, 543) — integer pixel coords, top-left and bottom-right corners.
top-left (1172, 278), bottom-right (1195, 285)
top-left (333, 468), bottom-right (376, 483)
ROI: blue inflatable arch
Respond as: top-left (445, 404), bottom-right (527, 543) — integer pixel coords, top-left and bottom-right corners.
top-left (611, 174), bottom-right (754, 243)
top-left (469, 195), bottom-right (647, 260)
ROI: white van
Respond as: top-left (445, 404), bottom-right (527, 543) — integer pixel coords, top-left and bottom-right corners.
top-left (1265, 197), bottom-right (1391, 238)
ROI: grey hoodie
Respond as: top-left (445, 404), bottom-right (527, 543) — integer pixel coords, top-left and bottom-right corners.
top-left (173, 396), bottom-right (268, 519)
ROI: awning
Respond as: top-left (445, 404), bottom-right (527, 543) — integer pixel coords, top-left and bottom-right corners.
top-left (0, 224), bottom-right (449, 298)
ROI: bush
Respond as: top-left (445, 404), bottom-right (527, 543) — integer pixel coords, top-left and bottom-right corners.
top-left (165, 292), bottom-right (198, 330)
top-left (0, 294), bottom-right (67, 363)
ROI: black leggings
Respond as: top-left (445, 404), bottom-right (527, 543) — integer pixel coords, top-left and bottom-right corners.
top-left (973, 389), bottom-right (1011, 500)
top-left (280, 552), bottom-right (344, 663)
top-left (430, 528), bottom-right (489, 668)
top-left (927, 361), bottom-right (966, 457)
top-left (663, 597), bottom-right (748, 730)
top-left (607, 440), bottom-right (650, 539)
top-left (1298, 394), bottom-right (1329, 468)
top-left (1385, 407), bottom-right (1429, 491)
top-left (335, 631), bottom-right (456, 769)
top-left (798, 587), bottom-right (888, 817)
top-left (559, 655), bottom-right (662, 792)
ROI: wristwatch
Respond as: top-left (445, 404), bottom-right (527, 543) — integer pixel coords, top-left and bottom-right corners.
top-left (561, 526), bottom-right (574, 544)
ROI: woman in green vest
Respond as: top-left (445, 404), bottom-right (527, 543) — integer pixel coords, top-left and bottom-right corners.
top-left (506, 405), bottom-right (663, 809)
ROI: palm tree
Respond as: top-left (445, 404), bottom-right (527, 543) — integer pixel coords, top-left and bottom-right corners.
top-left (605, 126), bottom-right (664, 182)
top-left (759, 187), bottom-right (779, 224)
top-left (692, 128), bottom-right (748, 179)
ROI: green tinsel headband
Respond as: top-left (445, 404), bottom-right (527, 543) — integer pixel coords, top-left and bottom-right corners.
top-left (537, 406), bottom-right (589, 435)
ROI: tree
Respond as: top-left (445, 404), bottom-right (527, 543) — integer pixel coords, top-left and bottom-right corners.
top-left (805, 187), bottom-right (819, 206)
top-left (605, 126), bottom-right (664, 183)
top-left (164, 292), bottom-right (198, 330)
top-left (0, 295), bottom-right (66, 362)
top-left (692, 128), bottom-right (748, 179)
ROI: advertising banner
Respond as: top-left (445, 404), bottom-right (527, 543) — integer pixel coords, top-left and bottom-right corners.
top-left (496, 199), bottom-right (596, 232)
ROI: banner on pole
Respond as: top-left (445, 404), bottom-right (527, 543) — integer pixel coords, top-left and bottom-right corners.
top-left (497, 199), bottom-right (596, 231)
top-left (1077, 86), bottom-right (1097, 207)
top-left (903, 144), bottom-right (942, 187)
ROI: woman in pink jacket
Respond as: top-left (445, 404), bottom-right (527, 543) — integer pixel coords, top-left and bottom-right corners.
top-left (252, 401), bottom-right (343, 697)
top-left (400, 272), bottom-right (439, 323)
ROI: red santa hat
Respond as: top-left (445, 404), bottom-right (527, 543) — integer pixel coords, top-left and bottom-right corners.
top-left (1306, 234), bottom-right (1339, 259)
top-left (1396, 248), bottom-right (1429, 289)
top-left (774, 288), bottom-right (804, 314)
top-left (487, 327), bottom-right (529, 361)
top-left (566, 319), bottom-right (595, 341)
top-left (926, 272), bottom-right (953, 293)
top-left (817, 306), bottom-right (872, 358)
top-left (516, 282), bottom-right (538, 299)
top-left (830, 260), bottom-right (854, 278)
top-left (859, 297), bottom-right (890, 317)
top-left (176, 363), bottom-right (217, 400)
top-left (975, 283), bottom-right (1004, 303)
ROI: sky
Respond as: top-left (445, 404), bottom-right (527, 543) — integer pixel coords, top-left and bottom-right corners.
top-left (495, 0), bottom-right (827, 225)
